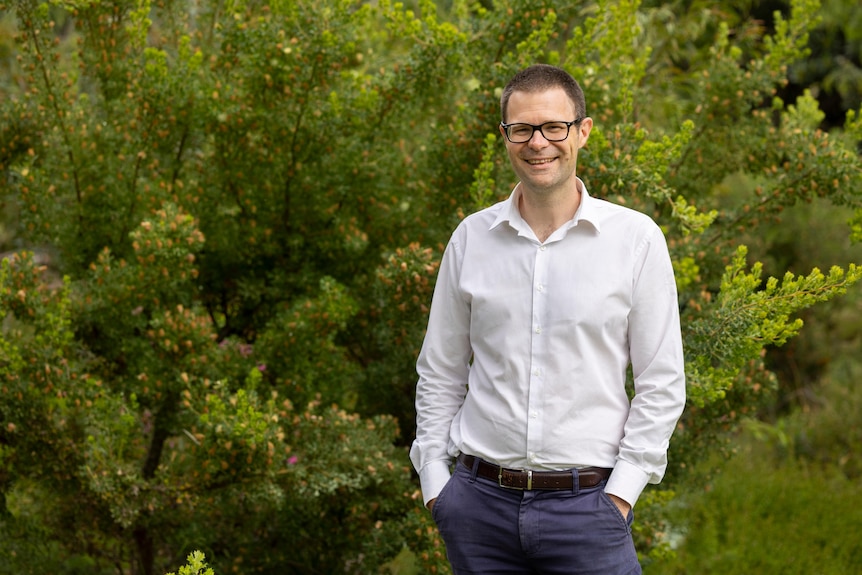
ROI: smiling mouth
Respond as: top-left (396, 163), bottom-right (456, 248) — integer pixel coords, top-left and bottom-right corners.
top-left (526, 158), bottom-right (556, 165)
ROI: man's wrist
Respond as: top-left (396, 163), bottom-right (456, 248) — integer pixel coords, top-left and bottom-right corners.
top-left (418, 459), bottom-right (453, 506)
top-left (607, 493), bottom-right (632, 516)
top-left (604, 460), bottom-right (649, 508)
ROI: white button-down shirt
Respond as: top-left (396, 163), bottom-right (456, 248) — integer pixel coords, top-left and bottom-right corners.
top-left (410, 181), bottom-right (686, 507)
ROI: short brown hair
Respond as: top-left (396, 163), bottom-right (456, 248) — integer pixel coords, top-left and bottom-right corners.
top-left (500, 64), bottom-right (586, 123)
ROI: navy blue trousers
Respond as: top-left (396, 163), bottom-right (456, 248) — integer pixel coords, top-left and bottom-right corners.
top-left (431, 458), bottom-right (641, 575)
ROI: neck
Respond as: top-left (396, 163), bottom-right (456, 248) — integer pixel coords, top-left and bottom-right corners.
top-left (517, 180), bottom-right (582, 242)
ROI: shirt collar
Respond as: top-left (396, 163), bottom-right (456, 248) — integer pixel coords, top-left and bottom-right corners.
top-left (490, 178), bottom-right (603, 234)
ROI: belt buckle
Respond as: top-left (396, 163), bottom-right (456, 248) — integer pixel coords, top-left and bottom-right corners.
top-left (498, 467), bottom-right (532, 490)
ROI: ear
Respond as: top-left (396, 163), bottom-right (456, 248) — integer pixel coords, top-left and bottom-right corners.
top-left (577, 117), bottom-right (593, 148)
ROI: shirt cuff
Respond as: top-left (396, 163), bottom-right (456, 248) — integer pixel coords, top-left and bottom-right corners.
top-left (418, 459), bottom-right (453, 505)
top-left (604, 459), bottom-right (651, 508)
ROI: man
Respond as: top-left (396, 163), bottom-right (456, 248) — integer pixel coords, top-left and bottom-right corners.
top-left (409, 64), bottom-right (686, 574)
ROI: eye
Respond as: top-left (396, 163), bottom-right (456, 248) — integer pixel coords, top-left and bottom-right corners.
top-left (543, 122), bottom-right (566, 134)
top-left (510, 124), bottom-right (532, 137)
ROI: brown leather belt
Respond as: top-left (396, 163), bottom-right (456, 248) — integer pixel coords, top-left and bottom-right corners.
top-left (458, 453), bottom-right (611, 491)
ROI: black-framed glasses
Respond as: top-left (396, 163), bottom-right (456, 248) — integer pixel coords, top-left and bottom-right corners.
top-left (500, 119), bottom-right (583, 143)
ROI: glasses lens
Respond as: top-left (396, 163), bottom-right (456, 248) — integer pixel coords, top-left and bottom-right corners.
top-left (540, 122), bottom-right (570, 141)
top-left (507, 124), bottom-right (535, 142)
top-left (506, 122), bottom-right (571, 143)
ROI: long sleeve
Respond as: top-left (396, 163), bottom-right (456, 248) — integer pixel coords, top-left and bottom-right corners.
top-left (604, 225), bottom-right (686, 506)
top-left (409, 236), bottom-right (472, 504)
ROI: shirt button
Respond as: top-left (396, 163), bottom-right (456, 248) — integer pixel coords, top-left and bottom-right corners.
top-left (530, 410), bottom-right (538, 419)
top-left (528, 452), bottom-right (537, 462)
top-left (536, 284), bottom-right (544, 292)
top-left (540, 246), bottom-right (547, 251)
top-left (535, 327), bottom-right (541, 334)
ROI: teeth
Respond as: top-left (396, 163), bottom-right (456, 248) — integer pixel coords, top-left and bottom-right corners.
top-left (527, 158), bottom-right (554, 165)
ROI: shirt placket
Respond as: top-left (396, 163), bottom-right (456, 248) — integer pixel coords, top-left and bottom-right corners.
top-left (526, 243), bottom-right (549, 466)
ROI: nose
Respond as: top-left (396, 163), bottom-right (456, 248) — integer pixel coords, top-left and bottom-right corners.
top-left (527, 127), bottom-right (550, 148)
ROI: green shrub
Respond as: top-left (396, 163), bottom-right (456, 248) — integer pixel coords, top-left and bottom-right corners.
top-left (1, 0), bottom-right (861, 572)
top-left (165, 551), bottom-right (213, 575)
top-left (658, 456), bottom-right (862, 574)
top-left (648, 362), bottom-right (862, 574)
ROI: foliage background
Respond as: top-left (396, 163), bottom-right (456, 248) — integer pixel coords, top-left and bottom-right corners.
top-left (0, 0), bottom-right (860, 574)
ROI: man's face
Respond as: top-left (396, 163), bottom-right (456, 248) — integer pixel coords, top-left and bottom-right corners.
top-left (500, 87), bottom-right (592, 196)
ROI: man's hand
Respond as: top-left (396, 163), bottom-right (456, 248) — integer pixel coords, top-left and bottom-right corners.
top-left (607, 493), bottom-right (631, 517)
top-left (426, 498), bottom-right (436, 512)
